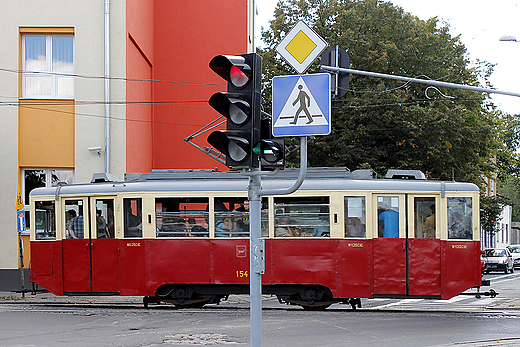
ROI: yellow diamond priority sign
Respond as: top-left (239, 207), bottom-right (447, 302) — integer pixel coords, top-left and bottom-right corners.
top-left (275, 20), bottom-right (328, 74)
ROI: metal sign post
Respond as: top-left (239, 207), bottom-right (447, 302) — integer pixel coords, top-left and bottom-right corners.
top-left (244, 136), bottom-right (308, 347)
top-left (247, 172), bottom-right (263, 347)
top-left (16, 185), bottom-right (26, 297)
top-left (246, 20), bottom-right (325, 347)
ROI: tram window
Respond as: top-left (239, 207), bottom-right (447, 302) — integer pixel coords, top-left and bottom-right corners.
top-left (95, 199), bottom-right (114, 238)
top-left (447, 197), bottom-right (472, 239)
top-left (377, 196), bottom-right (399, 238)
top-left (213, 198), bottom-right (268, 237)
top-left (124, 198), bottom-right (142, 238)
top-left (34, 200), bottom-right (55, 240)
top-left (65, 200), bottom-right (84, 239)
top-left (274, 197), bottom-right (330, 237)
top-left (344, 197), bottom-right (366, 238)
top-left (414, 197), bottom-right (436, 238)
top-left (156, 198), bottom-right (209, 237)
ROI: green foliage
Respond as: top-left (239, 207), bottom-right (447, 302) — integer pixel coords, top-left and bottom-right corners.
top-left (496, 113), bottom-right (520, 178)
top-left (259, 0), bottom-right (503, 186)
top-left (498, 178), bottom-right (520, 222)
top-left (480, 194), bottom-right (510, 236)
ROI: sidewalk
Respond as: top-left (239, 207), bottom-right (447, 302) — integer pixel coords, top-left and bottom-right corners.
top-left (0, 291), bottom-right (144, 306)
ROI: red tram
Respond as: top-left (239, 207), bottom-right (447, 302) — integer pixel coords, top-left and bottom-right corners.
top-left (30, 168), bottom-right (483, 309)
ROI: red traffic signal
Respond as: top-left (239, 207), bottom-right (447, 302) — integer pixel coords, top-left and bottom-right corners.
top-left (209, 55), bottom-right (252, 88)
top-left (207, 53), bottom-right (262, 169)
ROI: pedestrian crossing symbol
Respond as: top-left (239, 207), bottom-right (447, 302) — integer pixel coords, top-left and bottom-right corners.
top-left (272, 73), bottom-right (331, 137)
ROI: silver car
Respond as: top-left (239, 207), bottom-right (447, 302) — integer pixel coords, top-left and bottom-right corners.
top-left (483, 248), bottom-right (514, 274)
top-left (507, 244), bottom-right (520, 269)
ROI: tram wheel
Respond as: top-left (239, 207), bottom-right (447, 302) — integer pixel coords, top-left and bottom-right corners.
top-left (298, 290), bottom-right (333, 310)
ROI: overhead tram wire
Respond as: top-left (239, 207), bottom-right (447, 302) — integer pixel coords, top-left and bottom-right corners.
top-left (0, 100), bottom-right (210, 106)
top-left (8, 100), bottom-right (488, 135)
top-left (13, 102), bottom-right (211, 127)
top-left (0, 65), bottom-right (490, 128)
top-left (0, 67), bottom-right (226, 88)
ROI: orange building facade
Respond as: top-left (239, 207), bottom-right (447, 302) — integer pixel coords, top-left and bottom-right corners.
top-left (0, 0), bottom-right (252, 290)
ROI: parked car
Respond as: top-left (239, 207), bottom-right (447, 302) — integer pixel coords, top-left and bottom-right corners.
top-left (482, 248), bottom-right (514, 274)
top-left (507, 244), bottom-right (520, 268)
top-left (480, 250), bottom-right (487, 275)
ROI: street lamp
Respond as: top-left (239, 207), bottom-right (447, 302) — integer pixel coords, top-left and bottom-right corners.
top-left (499, 35), bottom-right (517, 42)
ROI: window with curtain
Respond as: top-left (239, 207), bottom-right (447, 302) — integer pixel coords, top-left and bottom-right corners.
top-left (23, 35), bottom-right (74, 98)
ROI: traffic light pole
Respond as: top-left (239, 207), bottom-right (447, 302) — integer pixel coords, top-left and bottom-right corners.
top-left (321, 65), bottom-right (520, 98)
top-left (245, 136), bottom-right (308, 347)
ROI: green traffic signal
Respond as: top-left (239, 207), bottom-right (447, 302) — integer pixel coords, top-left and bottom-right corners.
top-left (253, 140), bottom-right (284, 164)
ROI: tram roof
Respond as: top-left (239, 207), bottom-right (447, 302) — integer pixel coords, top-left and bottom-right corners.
top-left (29, 167), bottom-right (479, 198)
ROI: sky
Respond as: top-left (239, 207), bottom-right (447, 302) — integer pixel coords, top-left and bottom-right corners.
top-left (255, 0), bottom-right (520, 115)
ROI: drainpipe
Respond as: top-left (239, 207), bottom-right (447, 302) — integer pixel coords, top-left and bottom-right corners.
top-left (104, 0), bottom-right (111, 173)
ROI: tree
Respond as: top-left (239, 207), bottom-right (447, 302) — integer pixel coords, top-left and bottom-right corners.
top-left (480, 194), bottom-right (510, 240)
top-left (498, 178), bottom-right (520, 222)
top-left (259, 0), bottom-right (501, 186)
top-left (496, 113), bottom-right (520, 179)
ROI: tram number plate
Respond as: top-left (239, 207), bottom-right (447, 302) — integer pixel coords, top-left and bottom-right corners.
top-left (126, 242), bottom-right (141, 247)
top-left (236, 270), bottom-right (249, 278)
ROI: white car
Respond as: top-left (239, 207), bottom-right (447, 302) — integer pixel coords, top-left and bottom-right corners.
top-left (483, 248), bottom-right (514, 274)
top-left (507, 244), bottom-right (520, 269)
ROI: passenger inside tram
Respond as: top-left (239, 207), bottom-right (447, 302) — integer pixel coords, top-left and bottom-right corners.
top-left (313, 206), bottom-right (330, 237)
top-left (345, 217), bottom-right (366, 237)
top-left (275, 216), bottom-right (301, 237)
top-left (96, 209), bottom-right (108, 238)
top-left (69, 206), bottom-right (84, 239)
top-left (378, 205), bottom-right (399, 238)
top-left (124, 198), bottom-right (142, 238)
top-left (449, 212), bottom-right (470, 239)
top-left (232, 200), bottom-right (250, 236)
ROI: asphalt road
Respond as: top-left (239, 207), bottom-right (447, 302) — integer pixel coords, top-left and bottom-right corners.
top-left (0, 272), bottom-right (519, 347)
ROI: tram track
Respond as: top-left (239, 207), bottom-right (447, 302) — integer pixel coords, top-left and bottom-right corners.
top-left (2, 300), bottom-right (519, 317)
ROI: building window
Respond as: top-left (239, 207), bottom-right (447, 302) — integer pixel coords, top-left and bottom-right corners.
top-left (23, 35), bottom-right (74, 98)
top-left (23, 168), bottom-right (74, 233)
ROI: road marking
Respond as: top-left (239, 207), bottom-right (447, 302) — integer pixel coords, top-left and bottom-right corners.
top-left (375, 299), bottom-right (423, 308)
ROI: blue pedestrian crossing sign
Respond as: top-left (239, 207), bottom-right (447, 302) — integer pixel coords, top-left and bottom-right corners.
top-left (272, 73), bottom-right (331, 137)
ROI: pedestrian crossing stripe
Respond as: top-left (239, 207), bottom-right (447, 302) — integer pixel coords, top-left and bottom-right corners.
top-left (272, 73), bottom-right (331, 137)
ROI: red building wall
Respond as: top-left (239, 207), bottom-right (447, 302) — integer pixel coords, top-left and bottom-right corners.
top-left (126, 0), bottom-right (154, 174)
top-left (126, 0), bottom-right (248, 172)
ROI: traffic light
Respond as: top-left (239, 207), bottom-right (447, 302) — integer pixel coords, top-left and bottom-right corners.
top-left (253, 119), bottom-right (285, 170)
top-left (207, 54), bottom-right (262, 169)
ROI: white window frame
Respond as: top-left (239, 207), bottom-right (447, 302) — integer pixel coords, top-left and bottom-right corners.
top-left (22, 34), bottom-right (74, 99)
top-left (22, 168), bottom-right (74, 235)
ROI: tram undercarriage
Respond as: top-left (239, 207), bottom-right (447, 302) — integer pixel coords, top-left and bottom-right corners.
top-left (146, 284), bottom-right (362, 310)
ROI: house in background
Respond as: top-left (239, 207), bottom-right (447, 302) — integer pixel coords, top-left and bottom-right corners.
top-left (0, 0), bottom-right (254, 290)
top-left (481, 177), bottom-right (514, 249)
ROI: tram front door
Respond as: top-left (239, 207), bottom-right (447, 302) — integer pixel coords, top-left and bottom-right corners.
top-left (62, 197), bottom-right (119, 293)
top-left (373, 194), bottom-right (441, 297)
